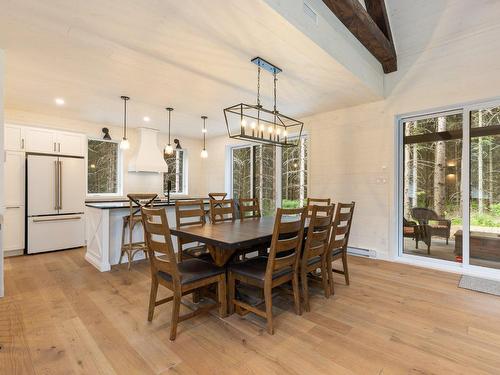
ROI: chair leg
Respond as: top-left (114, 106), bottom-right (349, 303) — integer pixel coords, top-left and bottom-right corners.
top-left (300, 268), bottom-right (309, 313)
top-left (327, 254), bottom-right (335, 295)
top-left (217, 275), bottom-right (227, 317)
top-left (321, 259), bottom-right (330, 298)
top-left (264, 284), bottom-right (274, 335)
top-left (292, 271), bottom-right (302, 316)
top-left (148, 277), bottom-right (159, 321)
top-left (228, 272), bottom-right (235, 315)
top-left (119, 220), bottom-right (127, 265)
top-left (342, 253), bottom-right (350, 285)
top-left (169, 292), bottom-right (181, 341)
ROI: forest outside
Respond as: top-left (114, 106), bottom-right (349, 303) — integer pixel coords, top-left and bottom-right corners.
top-left (402, 105), bottom-right (500, 268)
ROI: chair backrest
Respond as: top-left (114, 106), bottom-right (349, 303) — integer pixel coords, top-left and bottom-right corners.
top-left (306, 197), bottom-right (331, 217)
top-left (141, 207), bottom-right (180, 282)
top-left (266, 207), bottom-right (307, 280)
top-left (238, 198), bottom-right (261, 220)
top-left (329, 202), bottom-right (355, 254)
top-left (127, 193), bottom-right (157, 217)
top-left (302, 204), bottom-right (335, 266)
top-left (208, 192), bottom-right (227, 202)
top-left (175, 199), bottom-right (206, 250)
top-left (210, 199), bottom-right (236, 223)
top-left (411, 207), bottom-right (440, 224)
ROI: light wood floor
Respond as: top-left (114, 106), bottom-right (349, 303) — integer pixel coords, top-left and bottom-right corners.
top-left (2, 248), bottom-right (500, 374)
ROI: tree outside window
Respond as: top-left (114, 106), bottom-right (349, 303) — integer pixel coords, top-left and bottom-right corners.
top-left (281, 136), bottom-right (308, 208)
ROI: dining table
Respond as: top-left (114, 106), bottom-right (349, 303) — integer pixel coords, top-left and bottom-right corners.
top-left (170, 216), bottom-right (309, 266)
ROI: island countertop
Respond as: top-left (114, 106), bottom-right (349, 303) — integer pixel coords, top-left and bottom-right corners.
top-left (85, 197), bottom-right (209, 209)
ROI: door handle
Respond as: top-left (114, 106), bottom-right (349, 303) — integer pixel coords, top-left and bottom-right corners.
top-left (54, 160), bottom-right (59, 210)
top-left (6, 206), bottom-right (21, 209)
top-left (59, 160), bottom-right (63, 210)
top-left (33, 216), bottom-right (82, 223)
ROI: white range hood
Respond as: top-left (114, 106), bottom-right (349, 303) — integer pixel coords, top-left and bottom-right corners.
top-left (128, 127), bottom-right (168, 173)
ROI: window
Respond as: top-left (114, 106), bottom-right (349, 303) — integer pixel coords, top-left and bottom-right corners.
top-left (281, 137), bottom-right (308, 208)
top-left (87, 139), bottom-right (120, 195)
top-left (164, 150), bottom-right (186, 194)
top-left (230, 136), bottom-right (307, 215)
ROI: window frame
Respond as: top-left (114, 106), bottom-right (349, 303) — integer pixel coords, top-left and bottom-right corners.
top-left (163, 148), bottom-right (188, 196)
top-left (86, 137), bottom-right (123, 198)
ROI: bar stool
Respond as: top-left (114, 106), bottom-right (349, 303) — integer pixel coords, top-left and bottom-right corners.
top-left (119, 193), bottom-right (158, 270)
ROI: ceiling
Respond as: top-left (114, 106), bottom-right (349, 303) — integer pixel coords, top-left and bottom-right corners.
top-left (0, 0), bottom-right (382, 137)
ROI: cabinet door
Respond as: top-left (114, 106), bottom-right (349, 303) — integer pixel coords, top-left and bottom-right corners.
top-left (5, 125), bottom-right (24, 151)
top-left (5, 151), bottom-right (25, 206)
top-left (25, 127), bottom-right (57, 154)
top-left (3, 206), bottom-right (25, 251)
top-left (57, 132), bottom-right (85, 156)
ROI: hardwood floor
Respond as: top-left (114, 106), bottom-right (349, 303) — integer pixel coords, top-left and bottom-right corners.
top-left (2, 248), bottom-right (500, 374)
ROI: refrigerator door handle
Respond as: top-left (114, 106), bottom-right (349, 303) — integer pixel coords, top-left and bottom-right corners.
top-left (59, 160), bottom-right (63, 210)
top-left (32, 216), bottom-right (82, 223)
top-left (54, 160), bottom-right (59, 210)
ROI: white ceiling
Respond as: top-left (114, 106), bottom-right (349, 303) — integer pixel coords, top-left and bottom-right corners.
top-left (0, 0), bottom-right (382, 137)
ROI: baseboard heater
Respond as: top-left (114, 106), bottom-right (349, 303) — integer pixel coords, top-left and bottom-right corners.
top-left (347, 246), bottom-right (377, 258)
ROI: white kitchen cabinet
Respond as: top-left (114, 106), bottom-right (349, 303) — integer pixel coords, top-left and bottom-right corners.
top-left (24, 127), bottom-right (57, 154)
top-left (3, 206), bottom-right (24, 252)
top-left (56, 131), bottom-right (86, 156)
top-left (4, 151), bottom-right (25, 207)
top-left (4, 125), bottom-right (24, 151)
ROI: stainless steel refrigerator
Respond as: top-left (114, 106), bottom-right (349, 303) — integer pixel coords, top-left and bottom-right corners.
top-left (26, 153), bottom-right (86, 254)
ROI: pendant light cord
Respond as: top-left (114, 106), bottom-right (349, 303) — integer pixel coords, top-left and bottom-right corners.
top-left (168, 109), bottom-right (171, 144)
top-left (123, 97), bottom-right (127, 139)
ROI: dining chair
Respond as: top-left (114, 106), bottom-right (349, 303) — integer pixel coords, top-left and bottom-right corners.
top-left (228, 207), bottom-right (307, 334)
top-left (238, 198), bottom-right (261, 220)
top-left (305, 197), bottom-right (331, 217)
top-left (327, 202), bottom-right (355, 295)
top-left (119, 193), bottom-right (158, 270)
top-left (141, 207), bottom-right (227, 341)
top-left (300, 204), bottom-right (335, 312)
top-left (209, 198), bottom-right (236, 223)
top-left (175, 199), bottom-right (210, 262)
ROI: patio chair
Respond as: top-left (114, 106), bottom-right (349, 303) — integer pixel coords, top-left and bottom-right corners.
top-left (411, 207), bottom-right (451, 245)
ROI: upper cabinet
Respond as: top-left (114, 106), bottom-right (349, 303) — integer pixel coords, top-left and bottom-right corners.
top-left (5, 124), bottom-right (86, 156)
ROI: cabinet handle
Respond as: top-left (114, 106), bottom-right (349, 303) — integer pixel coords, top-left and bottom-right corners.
top-left (6, 206), bottom-right (21, 209)
top-left (21, 138), bottom-right (25, 149)
top-left (54, 142), bottom-right (56, 152)
top-left (58, 143), bottom-right (61, 152)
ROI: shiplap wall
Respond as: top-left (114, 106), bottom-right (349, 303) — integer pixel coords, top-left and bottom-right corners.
top-left (0, 50), bottom-right (5, 297)
top-left (5, 109), bottom-right (206, 198)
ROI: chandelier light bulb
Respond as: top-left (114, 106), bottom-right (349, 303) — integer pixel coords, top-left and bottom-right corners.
top-left (201, 149), bottom-right (208, 158)
top-left (165, 144), bottom-right (174, 155)
top-left (241, 119), bottom-right (247, 127)
top-left (120, 138), bottom-right (130, 150)
top-left (250, 122), bottom-right (256, 129)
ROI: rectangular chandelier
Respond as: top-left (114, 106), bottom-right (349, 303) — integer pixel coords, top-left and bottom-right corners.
top-left (223, 57), bottom-right (303, 147)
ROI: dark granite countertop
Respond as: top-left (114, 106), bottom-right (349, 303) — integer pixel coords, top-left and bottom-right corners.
top-left (85, 197), bottom-right (209, 209)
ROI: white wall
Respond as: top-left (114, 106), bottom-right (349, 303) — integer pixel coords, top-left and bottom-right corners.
top-left (5, 109), bottom-right (206, 198)
top-left (201, 0), bottom-right (500, 259)
top-left (0, 49), bottom-right (5, 297)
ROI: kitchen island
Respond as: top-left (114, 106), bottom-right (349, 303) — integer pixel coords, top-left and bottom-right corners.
top-left (84, 199), bottom-right (208, 272)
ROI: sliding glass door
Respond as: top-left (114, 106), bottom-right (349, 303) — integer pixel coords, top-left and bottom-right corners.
top-left (400, 100), bottom-right (500, 274)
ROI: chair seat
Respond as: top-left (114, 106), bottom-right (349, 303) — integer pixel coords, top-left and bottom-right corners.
top-left (158, 259), bottom-right (225, 285)
top-left (403, 227), bottom-right (416, 234)
top-left (229, 257), bottom-right (292, 281)
top-left (182, 244), bottom-right (209, 258)
top-left (123, 214), bottom-right (142, 223)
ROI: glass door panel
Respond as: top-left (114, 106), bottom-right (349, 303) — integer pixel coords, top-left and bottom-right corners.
top-left (402, 112), bottom-right (463, 262)
top-left (469, 106), bottom-right (500, 269)
top-left (232, 147), bottom-right (252, 201)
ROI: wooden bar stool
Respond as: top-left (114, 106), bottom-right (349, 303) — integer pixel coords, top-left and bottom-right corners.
top-left (119, 193), bottom-right (157, 270)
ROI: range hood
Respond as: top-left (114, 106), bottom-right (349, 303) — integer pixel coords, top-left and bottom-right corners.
top-left (128, 127), bottom-right (168, 173)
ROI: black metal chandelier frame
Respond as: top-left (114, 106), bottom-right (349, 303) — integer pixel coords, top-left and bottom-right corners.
top-left (224, 57), bottom-right (303, 147)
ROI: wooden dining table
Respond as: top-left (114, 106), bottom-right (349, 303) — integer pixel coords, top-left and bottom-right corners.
top-left (170, 216), bottom-right (308, 266)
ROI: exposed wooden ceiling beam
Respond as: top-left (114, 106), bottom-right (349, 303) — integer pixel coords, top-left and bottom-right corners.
top-left (322, 0), bottom-right (397, 73)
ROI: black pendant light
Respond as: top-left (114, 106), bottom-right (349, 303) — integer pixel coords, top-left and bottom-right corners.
top-left (164, 107), bottom-right (174, 155)
top-left (200, 115), bottom-right (208, 158)
top-left (119, 95), bottom-right (130, 150)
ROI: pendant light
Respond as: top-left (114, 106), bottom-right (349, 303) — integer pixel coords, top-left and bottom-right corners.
top-left (120, 95), bottom-right (130, 150)
top-left (201, 115), bottom-right (208, 158)
top-left (164, 107), bottom-right (174, 155)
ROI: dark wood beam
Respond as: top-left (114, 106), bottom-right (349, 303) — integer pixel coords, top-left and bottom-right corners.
top-left (322, 0), bottom-right (397, 73)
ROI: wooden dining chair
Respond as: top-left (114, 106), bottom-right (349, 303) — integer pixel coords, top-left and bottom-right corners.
top-left (305, 197), bottom-right (331, 217)
top-left (175, 199), bottom-right (210, 262)
top-left (209, 198), bottom-right (236, 223)
top-left (141, 207), bottom-right (227, 341)
top-left (119, 193), bottom-right (158, 270)
top-left (327, 202), bottom-right (356, 295)
top-left (238, 198), bottom-right (261, 220)
top-left (300, 204), bottom-right (335, 312)
top-left (228, 207), bottom-right (307, 334)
